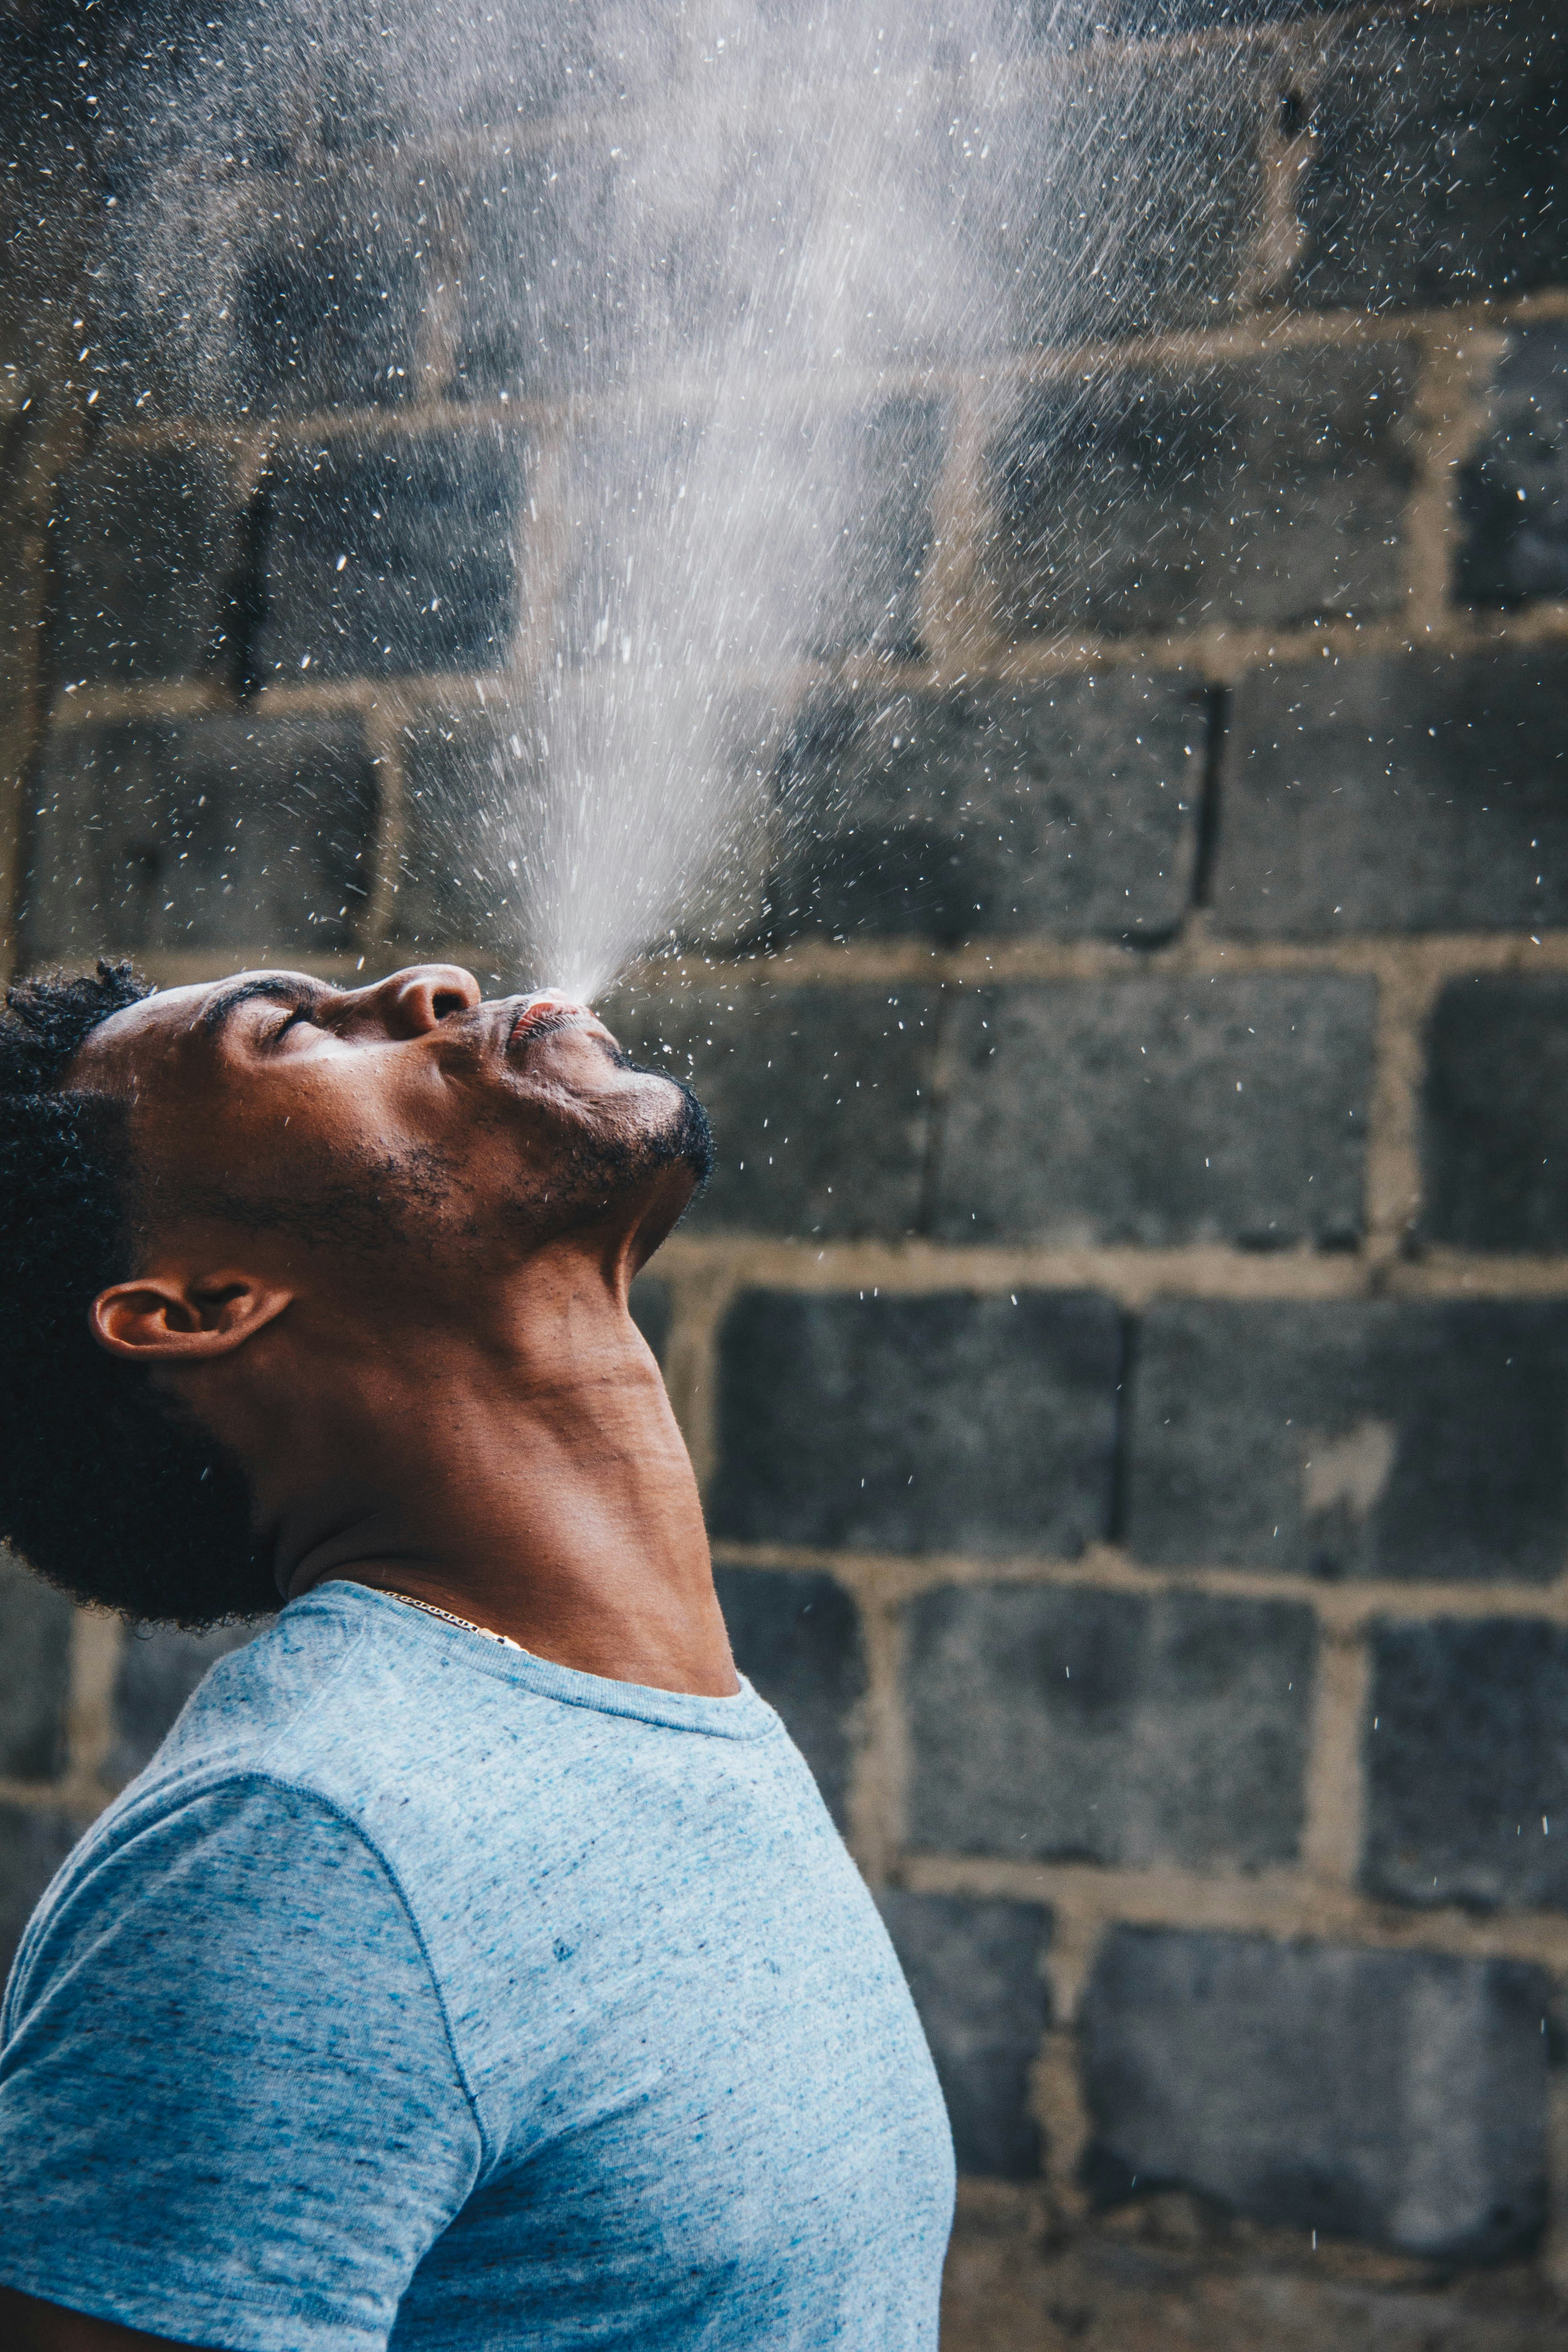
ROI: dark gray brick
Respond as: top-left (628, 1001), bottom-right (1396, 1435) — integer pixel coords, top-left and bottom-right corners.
top-left (0, 1551), bottom-right (73, 1781)
top-left (396, 711), bottom-right (534, 948)
top-left (255, 431), bottom-right (525, 681)
top-left (64, 233), bottom-right (243, 432)
top-left (809, 399), bottom-right (945, 664)
top-left (990, 0), bottom-right (1322, 34)
top-left (99, 24), bottom-right (415, 189)
top-left (0, 1803), bottom-right (83, 1977)
top-left (1214, 647), bottom-right (1568, 937)
top-left (713, 1566), bottom-right (865, 1829)
top-left (69, 262), bottom-right (192, 430)
top-left (438, 16), bottom-right (680, 133)
top-left (1088, 0), bottom-right (1338, 28)
top-left (47, 443), bottom-right (241, 688)
top-left (230, 188), bottom-right (430, 416)
top-left (877, 1892), bottom-right (1049, 2178)
top-left (72, 149), bottom-right (436, 421)
top-left (996, 43), bottom-right (1267, 344)
top-left (452, 132), bottom-right (821, 401)
top-left (1292, 9), bottom-right (1568, 314)
top-left (555, 399), bottom-right (943, 669)
top-left (451, 101), bottom-right (964, 399)
top-left (1458, 323), bottom-right (1568, 610)
top-left (1081, 1926), bottom-right (1549, 2262)
top-left (616, 985), bottom-right (939, 1240)
top-left (394, 700), bottom-right (770, 961)
top-left (987, 345), bottom-right (1419, 641)
top-left (1365, 1617), bottom-right (1568, 1913)
top-left (1422, 976), bottom-right (1568, 1254)
top-left (930, 974), bottom-right (1371, 1249)
top-left (451, 145), bottom-right (723, 400)
top-left (267, 42), bottom-right (413, 156)
top-left (709, 1289), bottom-right (1121, 1555)
top-left (629, 1275), bottom-right (671, 1369)
top-left (907, 1584), bottom-right (1313, 1870)
top-left (24, 715), bottom-right (376, 961)
top-left (106, 1623), bottom-right (263, 1794)
top-left (1126, 1299), bottom-right (1568, 1582)
top-left (769, 675), bottom-right (1204, 946)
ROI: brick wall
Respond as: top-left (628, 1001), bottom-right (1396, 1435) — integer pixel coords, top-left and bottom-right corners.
top-left (3, 0), bottom-right (1568, 2342)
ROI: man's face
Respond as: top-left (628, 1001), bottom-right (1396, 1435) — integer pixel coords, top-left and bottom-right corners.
top-left (68, 964), bottom-right (710, 1271)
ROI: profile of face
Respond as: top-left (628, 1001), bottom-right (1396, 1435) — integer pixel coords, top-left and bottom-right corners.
top-left (0, 961), bottom-right (714, 1630)
top-left (69, 963), bottom-right (713, 1288)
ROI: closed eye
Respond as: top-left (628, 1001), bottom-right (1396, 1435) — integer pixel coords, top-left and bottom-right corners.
top-left (204, 975), bottom-right (329, 1041)
top-left (268, 1001), bottom-right (320, 1044)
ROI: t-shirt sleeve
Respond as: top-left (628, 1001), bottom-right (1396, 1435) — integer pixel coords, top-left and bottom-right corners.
top-left (0, 1775), bottom-right (485, 2352)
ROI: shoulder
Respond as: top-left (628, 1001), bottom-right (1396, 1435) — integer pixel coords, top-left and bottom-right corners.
top-left (45, 1589), bottom-right (578, 1979)
top-left (5, 1769), bottom-right (420, 2028)
top-left (125, 1583), bottom-right (507, 1822)
top-left (5, 1586), bottom-right (472, 2031)
top-left (0, 1770), bottom-right (485, 2347)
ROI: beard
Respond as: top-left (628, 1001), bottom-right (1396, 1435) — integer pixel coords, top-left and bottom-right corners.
top-left (173, 1057), bottom-right (714, 1260)
top-left (548, 1057), bottom-right (714, 1207)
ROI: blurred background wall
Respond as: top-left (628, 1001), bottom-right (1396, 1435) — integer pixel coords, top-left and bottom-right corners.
top-left (1, 0), bottom-right (1567, 2343)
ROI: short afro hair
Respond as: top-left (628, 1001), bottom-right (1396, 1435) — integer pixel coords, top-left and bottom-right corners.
top-left (0, 961), bottom-right (274, 1627)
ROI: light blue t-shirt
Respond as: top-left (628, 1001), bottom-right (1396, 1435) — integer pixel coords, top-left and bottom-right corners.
top-left (0, 1581), bottom-right (953, 2350)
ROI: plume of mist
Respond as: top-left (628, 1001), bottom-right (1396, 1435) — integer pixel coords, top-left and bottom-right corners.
top-left (78, 0), bottom-right (1416, 995)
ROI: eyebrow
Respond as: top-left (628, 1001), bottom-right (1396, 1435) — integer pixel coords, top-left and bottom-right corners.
top-left (201, 976), bottom-right (324, 1039)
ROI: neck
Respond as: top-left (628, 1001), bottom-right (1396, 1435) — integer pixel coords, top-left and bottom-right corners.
top-left (241, 1251), bottom-right (735, 1698)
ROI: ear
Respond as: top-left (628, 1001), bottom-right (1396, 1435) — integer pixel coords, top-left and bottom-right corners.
top-left (88, 1269), bottom-right (294, 1364)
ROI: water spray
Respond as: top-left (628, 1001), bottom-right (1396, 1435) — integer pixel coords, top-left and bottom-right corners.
top-left (64, 0), bottom-right (1414, 998)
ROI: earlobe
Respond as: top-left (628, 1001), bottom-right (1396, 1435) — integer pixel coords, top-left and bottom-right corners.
top-left (89, 1272), bottom-right (294, 1363)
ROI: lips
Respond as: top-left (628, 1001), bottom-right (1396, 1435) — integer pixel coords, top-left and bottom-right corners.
top-left (507, 990), bottom-right (596, 1050)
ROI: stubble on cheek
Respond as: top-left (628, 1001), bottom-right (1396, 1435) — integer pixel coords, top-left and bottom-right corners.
top-left (173, 1142), bottom-right (469, 1260)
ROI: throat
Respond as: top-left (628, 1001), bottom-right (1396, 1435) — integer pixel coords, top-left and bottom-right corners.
top-left (271, 1336), bottom-right (736, 1697)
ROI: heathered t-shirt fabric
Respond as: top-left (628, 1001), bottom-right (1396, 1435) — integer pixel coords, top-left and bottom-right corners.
top-left (0, 1581), bottom-right (954, 2351)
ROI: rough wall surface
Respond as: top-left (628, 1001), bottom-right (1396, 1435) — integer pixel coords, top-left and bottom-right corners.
top-left (2, 1), bottom-right (1568, 2343)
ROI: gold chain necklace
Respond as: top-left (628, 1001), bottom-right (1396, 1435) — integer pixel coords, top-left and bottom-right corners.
top-left (385, 1589), bottom-right (532, 1655)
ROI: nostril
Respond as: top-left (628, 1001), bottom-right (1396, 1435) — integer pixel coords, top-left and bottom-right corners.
top-left (431, 990), bottom-right (467, 1021)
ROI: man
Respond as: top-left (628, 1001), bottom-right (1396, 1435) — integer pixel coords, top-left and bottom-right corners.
top-left (0, 958), bottom-right (954, 2351)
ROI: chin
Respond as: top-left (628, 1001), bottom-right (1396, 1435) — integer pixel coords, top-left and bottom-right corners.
top-left (523, 1062), bottom-right (714, 1239)
top-left (614, 1062), bottom-right (715, 1191)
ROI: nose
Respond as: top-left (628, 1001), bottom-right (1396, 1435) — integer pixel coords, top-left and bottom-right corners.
top-left (356, 965), bottom-right (482, 1038)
